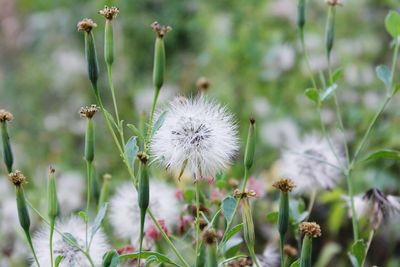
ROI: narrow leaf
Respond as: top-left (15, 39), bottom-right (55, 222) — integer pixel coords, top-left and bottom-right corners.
top-left (102, 250), bottom-right (120, 267)
top-left (331, 68), bottom-right (343, 83)
top-left (127, 124), bottom-right (145, 142)
top-left (376, 65), bottom-right (391, 89)
top-left (62, 232), bottom-right (77, 247)
top-left (221, 196), bottom-right (236, 222)
top-left (119, 251), bottom-right (179, 266)
top-left (304, 88), bottom-right (320, 104)
top-left (55, 256), bottom-right (64, 267)
top-left (78, 211), bottom-right (88, 223)
top-left (125, 136), bottom-right (139, 169)
top-left (151, 111), bottom-right (167, 137)
top-left (144, 255), bottom-right (158, 267)
top-left (223, 223), bottom-right (243, 242)
top-left (350, 239), bottom-right (366, 267)
top-left (290, 259), bottom-right (300, 267)
top-left (362, 149), bottom-right (400, 162)
top-left (91, 203), bottom-right (108, 241)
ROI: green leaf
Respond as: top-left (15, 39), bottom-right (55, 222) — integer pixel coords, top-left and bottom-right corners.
top-left (102, 250), bottom-right (120, 267)
top-left (103, 109), bottom-right (119, 130)
top-left (349, 239), bottom-right (366, 267)
top-left (55, 256), bottom-right (64, 267)
top-left (119, 251), bottom-right (180, 266)
top-left (78, 211), bottom-right (88, 223)
top-left (395, 84), bottom-right (400, 94)
top-left (223, 223), bottom-right (243, 242)
top-left (125, 136), bottom-right (139, 169)
top-left (91, 203), bottom-right (108, 242)
top-left (62, 232), bottom-right (77, 247)
top-left (223, 236), bottom-right (243, 258)
top-left (376, 65), bottom-right (391, 89)
top-left (314, 243), bottom-right (341, 267)
top-left (151, 111), bottom-right (167, 137)
top-left (266, 212), bottom-right (278, 223)
top-left (321, 83), bottom-right (338, 101)
top-left (304, 88), bottom-right (320, 104)
top-left (221, 196), bottom-right (236, 222)
top-left (385, 10), bottom-right (400, 38)
top-left (127, 124), bottom-right (144, 142)
top-left (362, 149), bottom-right (400, 162)
top-left (331, 68), bottom-right (343, 83)
top-left (290, 258), bottom-right (300, 267)
top-left (144, 255), bottom-right (158, 267)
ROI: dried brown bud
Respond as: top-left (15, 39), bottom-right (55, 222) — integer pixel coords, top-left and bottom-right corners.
top-left (195, 218), bottom-right (208, 231)
top-left (326, 0), bottom-right (342, 6)
top-left (196, 77), bottom-right (211, 92)
top-left (8, 170), bottom-right (27, 186)
top-left (77, 18), bottom-right (97, 32)
top-left (227, 256), bottom-right (253, 267)
top-left (202, 228), bottom-right (218, 245)
top-left (234, 189), bottom-right (257, 199)
top-left (137, 152), bottom-right (149, 164)
top-left (151, 21), bottom-right (172, 38)
top-left (99, 6), bottom-right (120, 20)
top-left (284, 245), bottom-right (298, 257)
top-left (79, 105), bottom-right (98, 119)
top-left (273, 178), bottom-right (295, 193)
top-left (299, 222), bottom-right (322, 238)
top-left (249, 118), bottom-right (256, 125)
top-left (0, 109), bottom-right (13, 122)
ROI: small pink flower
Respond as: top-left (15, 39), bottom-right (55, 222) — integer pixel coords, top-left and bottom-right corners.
top-left (246, 176), bottom-right (265, 197)
top-left (175, 189), bottom-right (183, 200)
top-left (179, 215), bottom-right (192, 234)
top-left (145, 220), bottom-right (169, 241)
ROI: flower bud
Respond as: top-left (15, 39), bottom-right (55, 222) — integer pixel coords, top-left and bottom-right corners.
top-left (98, 5), bottom-right (120, 66)
top-left (244, 118), bottom-right (256, 170)
top-left (242, 198), bottom-right (256, 257)
top-left (47, 167), bottom-right (58, 221)
top-left (0, 109), bottom-right (14, 173)
top-left (16, 186), bottom-right (31, 234)
top-left (138, 162), bottom-right (150, 257)
top-left (151, 22), bottom-right (171, 92)
top-left (99, 173), bottom-right (112, 209)
top-left (299, 222), bottom-right (322, 267)
top-left (298, 0), bottom-right (306, 29)
top-left (325, 6), bottom-right (336, 61)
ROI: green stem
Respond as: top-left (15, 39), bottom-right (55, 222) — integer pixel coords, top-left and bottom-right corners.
top-left (144, 89), bottom-right (160, 152)
top-left (195, 180), bottom-right (201, 266)
top-left (361, 230), bottom-right (375, 267)
top-left (147, 209), bottom-right (191, 267)
top-left (346, 170), bottom-right (359, 242)
top-left (25, 229), bottom-right (41, 267)
top-left (299, 28), bottom-right (318, 90)
top-left (85, 160), bottom-right (92, 249)
top-left (50, 220), bottom-right (55, 267)
top-left (106, 64), bottom-right (120, 124)
top-left (280, 234), bottom-right (285, 267)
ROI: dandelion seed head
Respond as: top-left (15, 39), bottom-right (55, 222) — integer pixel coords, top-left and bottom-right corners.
top-left (151, 96), bottom-right (239, 179)
top-left (109, 180), bottom-right (181, 246)
top-left (279, 134), bottom-right (343, 194)
top-left (31, 216), bottom-right (109, 267)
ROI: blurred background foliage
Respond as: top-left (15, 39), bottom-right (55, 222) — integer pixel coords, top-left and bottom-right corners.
top-left (1, 0), bottom-right (400, 266)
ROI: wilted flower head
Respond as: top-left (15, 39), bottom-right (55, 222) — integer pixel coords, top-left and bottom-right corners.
top-left (0, 109), bottom-right (13, 122)
top-left (77, 18), bottom-right (97, 32)
top-left (99, 6), bottom-right (119, 20)
top-left (279, 134), bottom-right (343, 194)
top-left (31, 216), bottom-right (109, 267)
top-left (299, 222), bottom-right (322, 238)
top-left (345, 189), bottom-right (400, 230)
top-left (151, 96), bottom-right (239, 179)
top-left (79, 105), bottom-right (98, 119)
top-left (272, 178), bottom-right (295, 193)
top-left (151, 21), bottom-right (172, 38)
top-left (109, 180), bottom-right (180, 246)
top-left (8, 170), bottom-right (26, 186)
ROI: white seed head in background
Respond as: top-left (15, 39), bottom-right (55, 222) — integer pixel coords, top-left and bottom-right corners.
top-left (109, 180), bottom-right (181, 246)
top-left (279, 133), bottom-right (344, 194)
top-left (256, 244), bottom-right (280, 267)
top-left (151, 96), bottom-right (239, 179)
top-left (31, 216), bottom-right (109, 267)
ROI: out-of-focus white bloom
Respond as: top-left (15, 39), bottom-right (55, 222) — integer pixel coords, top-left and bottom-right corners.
top-left (344, 64), bottom-right (375, 86)
top-left (262, 44), bottom-right (295, 80)
top-left (260, 118), bottom-right (299, 148)
top-left (109, 180), bottom-right (181, 246)
top-left (268, 0), bottom-right (297, 23)
top-left (0, 178), bottom-right (20, 235)
top-left (57, 172), bottom-right (85, 215)
top-left (363, 91), bottom-right (381, 110)
top-left (252, 97), bottom-right (270, 118)
top-left (133, 84), bottom-right (178, 114)
top-left (256, 244), bottom-right (280, 267)
top-left (344, 194), bottom-right (369, 220)
top-left (31, 216), bottom-right (109, 267)
top-left (151, 96), bottom-right (239, 179)
top-left (279, 134), bottom-right (343, 194)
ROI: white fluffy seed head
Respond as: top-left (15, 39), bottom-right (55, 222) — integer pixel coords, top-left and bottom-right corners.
top-left (256, 244), bottom-right (280, 267)
top-left (279, 133), bottom-right (344, 195)
top-left (108, 180), bottom-right (181, 246)
top-left (31, 216), bottom-right (109, 267)
top-left (150, 96), bottom-right (239, 179)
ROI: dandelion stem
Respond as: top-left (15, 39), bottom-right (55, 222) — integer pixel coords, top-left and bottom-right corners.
top-left (195, 180), bottom-right (201, 266)
top-left (25, 229), bottom-right (41, 267)
top-left (85, 160), bottom-right (93, 249)
top-left (106, 65), bottom-right (120, 124)
top-left (279, 235), bottom-right (285, 267)
top-left (49, 220), bottom-right (55, 267)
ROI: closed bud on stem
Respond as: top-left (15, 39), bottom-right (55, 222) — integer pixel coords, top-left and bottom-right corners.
top-left (99, 173), bottom-right (112, 209)
top-left (244, 118), bottom-right (256, 170)
top-left (0, 109), bottom-right (14, 172)
top-left (47, 167), bottom-right (58, 221)
top-left (104, 20), bottom-right (114, 66)
top-left (206, 243), bottom-right (218, 267)
top-left (299, 222), bottom-right (322, 267)
top-left (16, 185), bottom-right (30, 233)
top-left (242, 198), bottom-right (259, 266)
top-left (78, 19), bottom-right (99, 94)
top-left (151, 22), bottom-right (171, 93)
top-left (325, 6), bottom-right (336, 62)
top-left (277, 192), bottom-right (289, 236)
top-left (80, 105), bottom-right (98, 163)
top-left (297, 0), bottom-right (306, 29)
top-left (138, 162), bottom-right (150, 263)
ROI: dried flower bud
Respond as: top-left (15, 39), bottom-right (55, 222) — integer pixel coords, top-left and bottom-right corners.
top-left (326, 0), bottom-right (342, 6)
top-left (234, 189), bottom-right (257, 199)
top-left (99, 6), bottom-right (120, 20)
top-left (196, 77), bottom-right (211, 92)
top-left (137, 152), bottom-right (149, 164)
top-left (273, 178), bottom-right (295, 193)
top-left (227, 257), bottom-right (253, 267)
top-left (8, 170), bottom-right (27, 187)
top-left (299, 222), bottom-right (322, 238)
top-left (77, 18), bottom-right (97, 32)
top-left (284, 245), bottom-right (298, 257)
top-left (0, 109), bottom-right (13, 122)
top-left (151, 21), bottom-right (172, 38)
top-left (80, 105), bottom-right (98, 119)
top-left (244, 118), bottom-right (256, 170)
top-left (202, 228), bottom-right (218, 245)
